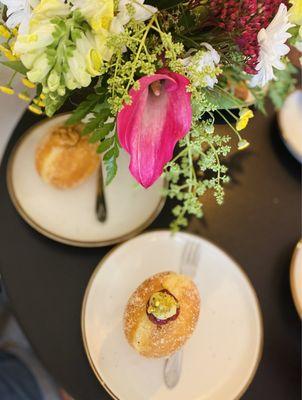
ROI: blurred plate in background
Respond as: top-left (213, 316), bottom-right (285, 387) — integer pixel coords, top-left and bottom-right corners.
top-left (290, 239), bottom-right (302, 318)
top-left (278, 90), bottom-right (302, 163)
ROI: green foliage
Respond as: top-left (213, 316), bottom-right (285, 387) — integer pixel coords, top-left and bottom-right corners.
top-left (103, 135), bottom-right (120, 185)
top-left (96, 133), bottom-right (120, 185)
top-left (65, 94), bottom-right (99, 125)
top-left (45, 91), bottom-right (70, 117)
top-left (249, 87), bottom-right (266, 114)
top-left (164, 119), bottom-right (231, 231)
top-left (268, 62), bottom-right (298, 110)
top-left (1, 61), bottom-right (27, 75)
top-left (203, 88), bottom-right (245, 110)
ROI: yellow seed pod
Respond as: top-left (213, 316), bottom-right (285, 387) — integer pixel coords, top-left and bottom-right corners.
top-left (18, 92), bottom-right (31, 102)
top-left (0, 86), bottom-right (15, 95)
top-left (33, 98), bottom-right (45, 107)
top-left (28, 104), bottom-right (43, 115)
top-left (0, 46), bottom-right (17, 60)
top-left (22, 78), bottom-right (36, 89)
top-left (237, 139), bottom-right (250, 151)
top-left (0, 25), bottom-right (11, 39)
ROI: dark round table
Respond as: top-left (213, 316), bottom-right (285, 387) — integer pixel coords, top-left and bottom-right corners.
top-left (0, 104), bottom-right (300, 400)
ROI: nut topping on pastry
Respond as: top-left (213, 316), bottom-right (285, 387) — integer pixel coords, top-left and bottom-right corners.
top-left (146, 289), bottom-right (180, 325)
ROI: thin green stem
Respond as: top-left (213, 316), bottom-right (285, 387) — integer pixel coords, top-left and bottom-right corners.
top-left (216, 109), bottom-right (242, 141)
top-left (8, 71), bottom-right (17, 86)
top-left (170, 147), bottom-right (188, 164)
top-left (125, 15), bottom-right (156, 92)
top-left (207, 140), bottom-right (221, 184)
top-left (226, 108), bottom-right (239, 121)
top-left (175, 33), bottom-right (201, 49)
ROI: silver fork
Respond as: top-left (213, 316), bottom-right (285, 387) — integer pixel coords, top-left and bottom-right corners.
top-left (163, 240), bottom-right (201, 389)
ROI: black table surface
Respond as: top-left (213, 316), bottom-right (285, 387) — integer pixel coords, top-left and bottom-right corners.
top-left (0, 104), bottom-right (300, 400)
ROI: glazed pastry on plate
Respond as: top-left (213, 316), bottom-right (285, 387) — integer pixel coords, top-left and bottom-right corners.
top-left (36, 124), bottom-right (99, 189)
top-left (124, 271), bottom-right (200, 358)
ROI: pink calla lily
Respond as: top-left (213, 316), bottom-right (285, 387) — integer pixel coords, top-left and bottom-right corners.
top-left (117, 68), bottom-right (192, 188)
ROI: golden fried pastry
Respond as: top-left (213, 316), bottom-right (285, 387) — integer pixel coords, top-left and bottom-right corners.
top-left (124, 271), bottom-right (200, 358)
top-left (36, 124), bottom-right (99, 189)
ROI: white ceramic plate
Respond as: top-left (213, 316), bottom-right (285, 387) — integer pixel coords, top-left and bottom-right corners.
top-left (278, 90), bottom-right (302, 163)
top-left (7, 114), bottom-right (165, 247)
top-left (82, 231), bottom-right (263, 400)
top-left (290, 239), bottom-right (302, 318)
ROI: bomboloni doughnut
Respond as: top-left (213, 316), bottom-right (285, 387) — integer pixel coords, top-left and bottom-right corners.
top-left (124, 271), bottom-right (200, 358)
top-left (36, 123), bottom-right (99, 189)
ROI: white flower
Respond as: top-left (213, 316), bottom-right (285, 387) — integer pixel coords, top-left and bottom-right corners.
top-left (0, 0), bottom-right (38, 33)
top-left (31, 0), bottom-right (70, 22)
top-left (14, 20), bottom-right (55, 54)
top-left (110, 0), bottom-right (157, 34)
top-left (182, 43), bottom-right (220, 88)
top-left (66, 31), bottom-right (107, 89)
top-left (250, 3), bottom-right (294, 88)
top-left (27, 52), bottom-right (52, 82)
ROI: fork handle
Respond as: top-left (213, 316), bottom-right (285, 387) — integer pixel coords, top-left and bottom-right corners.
top-left (163, 350), bottom-right (183, 389)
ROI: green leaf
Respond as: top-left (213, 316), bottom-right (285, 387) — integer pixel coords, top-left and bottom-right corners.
top-left (268, 63), bottom-right (298, 110)
top-left (81, 114), bottom-right (101, 135)
top-left (97, 137), bottom-right (114, 153)
top-left (93, 100), bottom-right (109, 113)
top-left (104, 149), bottom-right (118, 185)
top-left (1, 61), bottom-right (27, 75)
top-left (88, 122), bottom-right (115, 143)
top-left (81, 109), bottom-right (112, 136)
top-left (65, 94), bottom-right (99, 125)
top-left (89, 128), bottom-right (105, 143)
top-left (45, 92), bottom-right (70, 117)
top-left (205, 88), bottom-right (245, 110)
top-left (103, 147), bottom-right (116, 161)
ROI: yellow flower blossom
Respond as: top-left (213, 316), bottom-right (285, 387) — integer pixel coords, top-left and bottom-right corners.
top-left (86, 49), bottom-right (103, 76)
top-left (22, 78), bottom-right (36, 89)
top-left (289, 0), bottom-right (302, 26)
top-left (39, 93), bottom-right (46, 100)
top-left (236, 108), bottom-right (254, 131)
top-left (0, 24), bottom-right (11, 39)
top-left (28, 104), bottom-right (43, 115)
top-left (0, 86), bottom-right (15, 95)
top-left (18, 92), bottom-right (31, 102)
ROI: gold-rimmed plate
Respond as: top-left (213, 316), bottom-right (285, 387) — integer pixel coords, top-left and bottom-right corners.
top-left (278, 89), bottom-right (302, 163)
top-left (6, 114), bottom-right (165, 247)
top-left (290, 239), bottom-right (302, 318)
top-left (82, 230), bottom-right (263, 400)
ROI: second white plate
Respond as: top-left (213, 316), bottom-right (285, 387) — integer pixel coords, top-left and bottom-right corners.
top-left (82, 231), bottom-right (263, 400)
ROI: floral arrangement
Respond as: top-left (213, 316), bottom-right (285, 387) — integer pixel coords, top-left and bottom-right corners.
top-left (0, 0), bottom-right (301, 229)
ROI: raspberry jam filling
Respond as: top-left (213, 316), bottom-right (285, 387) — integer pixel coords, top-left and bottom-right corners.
top-left (146, 289), bottom-right (180, 325)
